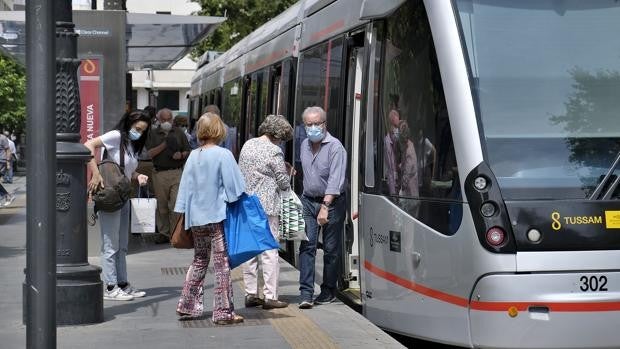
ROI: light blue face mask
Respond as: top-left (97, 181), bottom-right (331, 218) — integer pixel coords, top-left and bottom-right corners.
top-left (128, 128), bottom-right (142, 141)
top-left (305, 125), bottom-right (325, 143)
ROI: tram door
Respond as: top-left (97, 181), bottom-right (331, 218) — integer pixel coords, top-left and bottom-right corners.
top-left (341, 34), bottom-right (365, 296)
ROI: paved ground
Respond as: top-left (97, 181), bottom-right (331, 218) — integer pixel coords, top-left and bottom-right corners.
top-left (0, 175), bottom-right (404, 348)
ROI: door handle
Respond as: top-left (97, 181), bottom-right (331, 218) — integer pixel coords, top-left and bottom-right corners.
top-left (412, 251), bottom-right (421, 268)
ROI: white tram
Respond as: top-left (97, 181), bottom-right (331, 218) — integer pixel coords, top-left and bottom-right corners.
top-left (189, 1), bottom-right (620, 347)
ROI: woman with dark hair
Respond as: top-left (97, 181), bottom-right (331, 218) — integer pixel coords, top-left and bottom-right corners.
top-left (84, 110), bottom-right (151, 301)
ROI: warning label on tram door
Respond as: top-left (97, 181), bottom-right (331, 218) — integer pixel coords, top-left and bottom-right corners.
top-left (390, 231), bottom-right (401, 252)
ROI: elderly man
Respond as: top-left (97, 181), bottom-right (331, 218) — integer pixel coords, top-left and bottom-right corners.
top-left (146, 108), bottom-right (191, 243)
top-left (297, 106), bottom-right (347, 309)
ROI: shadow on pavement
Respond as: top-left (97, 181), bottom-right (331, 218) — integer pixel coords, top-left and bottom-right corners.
top-left (102, 286), bottom-right (181, 321)
top-left (0, 244), bottom-right (25, 258)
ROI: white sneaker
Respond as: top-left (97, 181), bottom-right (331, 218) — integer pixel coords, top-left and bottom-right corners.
top-left (104, 286), bottom-right (134, 301)
top-left (3, 194), bottom-right (14, 207)
top-left (122, 284), bottom-right (146, 298)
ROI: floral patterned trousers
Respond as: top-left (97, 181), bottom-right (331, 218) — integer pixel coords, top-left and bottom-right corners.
top-left (177, 222), bottom-right (236, 321)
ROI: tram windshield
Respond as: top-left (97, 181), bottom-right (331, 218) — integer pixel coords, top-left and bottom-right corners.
top-left (454, 0), bottom-right (620, 200)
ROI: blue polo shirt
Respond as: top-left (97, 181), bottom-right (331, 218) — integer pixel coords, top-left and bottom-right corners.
top-left (300, 132), bottom-right (347, 197)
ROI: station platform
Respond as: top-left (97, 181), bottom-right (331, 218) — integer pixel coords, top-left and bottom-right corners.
top-left (0, 181), bottom-right (404, 348)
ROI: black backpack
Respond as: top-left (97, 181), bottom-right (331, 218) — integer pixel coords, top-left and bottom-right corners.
top-left (92, 148), bottom-right (132, 213)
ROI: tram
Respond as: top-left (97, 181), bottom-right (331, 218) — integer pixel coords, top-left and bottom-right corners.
top-left (189, 1), bottom-right (620, 347)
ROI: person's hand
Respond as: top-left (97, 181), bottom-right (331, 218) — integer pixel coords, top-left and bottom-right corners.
top-left (352, 211), bottom-right (359, 220)
top-left (88, 172), bottom-right (104, 194)
top-left (137, 174), bottom-right (148, 186)
top-left (172, 151), bottom-right (182, 160)
top-left (285, 162), bottom-right (296, 176)
top-left (317, 205), bottom-right (329, 226)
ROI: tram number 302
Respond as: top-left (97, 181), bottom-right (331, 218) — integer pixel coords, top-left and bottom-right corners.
top-left (579, 275), bottom-right (608, 292)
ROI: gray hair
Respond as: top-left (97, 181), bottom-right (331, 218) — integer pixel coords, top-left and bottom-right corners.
top-left (258, 115), bottom-right (293, 141)
top-left (156, 108), bottom-right (172, 120)
top-left (302, 106), bottom-right (326, 122)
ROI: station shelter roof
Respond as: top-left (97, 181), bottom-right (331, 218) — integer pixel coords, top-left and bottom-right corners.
top-left (0, 11), bottom-right (225, 69)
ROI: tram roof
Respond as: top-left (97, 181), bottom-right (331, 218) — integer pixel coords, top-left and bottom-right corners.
top-left (0, 10), bottom-right (225, 70)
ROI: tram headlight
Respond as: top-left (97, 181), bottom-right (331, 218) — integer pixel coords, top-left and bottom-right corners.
top-left (480, 202), bottom-right (496, 217)
top-left (474, 176), bottom-right (488, 191)
top-left (486, 227), bottom-right (506, 246)
top-left (527, 228), bottom-right (542, 243)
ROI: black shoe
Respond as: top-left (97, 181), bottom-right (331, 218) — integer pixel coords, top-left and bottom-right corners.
top-left (263, 298), bottom-right (288, 309)
top-left (298, 299), bottom-right (313, 309)
top-left (245, 294), bottom-right (264, 307)
top-left (314, 292), bottom-right (336, 305)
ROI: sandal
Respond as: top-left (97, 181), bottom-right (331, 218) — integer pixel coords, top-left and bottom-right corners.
top-left (214, 314), bottom-right (244, 325)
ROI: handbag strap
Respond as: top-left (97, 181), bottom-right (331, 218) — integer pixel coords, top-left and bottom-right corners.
top-left (101, 140), bottom-right (125, 170)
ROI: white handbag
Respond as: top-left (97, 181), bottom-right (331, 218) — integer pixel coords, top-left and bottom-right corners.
top-left (279, 190), bottom-right (308, 241)
top-left (130, 191), bottom-right (157, 234)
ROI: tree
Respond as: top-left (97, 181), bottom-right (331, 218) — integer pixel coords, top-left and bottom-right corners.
top-left (0, 54), bottom-right (26, 135)
top-left (191, 0), bottom-right (297, 58)
top-left (551, 68), bottom-right (620, 170)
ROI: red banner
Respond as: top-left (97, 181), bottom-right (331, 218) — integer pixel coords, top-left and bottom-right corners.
top-left (79, 58), bottom-right (102, 181)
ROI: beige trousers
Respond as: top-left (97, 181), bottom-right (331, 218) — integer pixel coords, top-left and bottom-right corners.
top-left (242, 215), bottom-right (280, 300)
top-left (152, 168), bottom-right (182, 238)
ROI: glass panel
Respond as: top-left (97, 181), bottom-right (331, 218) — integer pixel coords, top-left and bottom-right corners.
top-left (294, 38), bottom-right (345, 193)
top-left (223, 79), bottom-right (242, 158)
top-left (455, 0), bottom-right (620, 199)
top-left (373, 0), bottom-right (461, 234)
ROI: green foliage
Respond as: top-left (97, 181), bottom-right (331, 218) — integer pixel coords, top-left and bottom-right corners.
top-left (191, 0), bottom-right (298, 58)
top-left (0, 54), bottom-right (26, 135)
top-left (551, 68), bottom-right (620, 168)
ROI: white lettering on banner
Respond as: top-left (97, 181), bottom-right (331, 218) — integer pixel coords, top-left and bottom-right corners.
top-left (86, 104), bottom-right (94, 140)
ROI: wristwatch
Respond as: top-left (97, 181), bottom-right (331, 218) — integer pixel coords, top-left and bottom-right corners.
top-left (321, 200), bottom-right (331, 208)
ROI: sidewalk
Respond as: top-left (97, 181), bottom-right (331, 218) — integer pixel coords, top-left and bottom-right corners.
top-left (0, 178), bottom-right (404, 348)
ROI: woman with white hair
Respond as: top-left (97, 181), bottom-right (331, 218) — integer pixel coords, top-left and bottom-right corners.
top-left (237, 114), bottom-right (294, 309)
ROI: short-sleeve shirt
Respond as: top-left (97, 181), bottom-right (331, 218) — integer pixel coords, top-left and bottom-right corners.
top-left (99, 130), bottom-right (138, 179)
top-left (145, 127), bottom-right (191, 170)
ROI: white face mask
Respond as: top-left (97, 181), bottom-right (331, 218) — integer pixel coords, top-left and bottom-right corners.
top-left (160, 121), bottom-right (172, 131)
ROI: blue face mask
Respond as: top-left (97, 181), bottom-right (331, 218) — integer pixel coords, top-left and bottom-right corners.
top-left (305, 125), bottom-right (325, 143)
top-left (128, 128), bottom-right (142, 141)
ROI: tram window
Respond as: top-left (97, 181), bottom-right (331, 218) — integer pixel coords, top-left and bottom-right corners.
top-left (270, 65), bottom-right (282, 115)
top-left (258, 68), bottom-right (269, 124)
top-left (294, 38), bottom-right (345, 193)
top-left (223, 79), bottom-right (242, 158)
top-left (375, 0), bottom-right (461, 234)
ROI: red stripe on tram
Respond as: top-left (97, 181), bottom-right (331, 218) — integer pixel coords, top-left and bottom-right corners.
top-left (364, 260), bottom-right (620, 312)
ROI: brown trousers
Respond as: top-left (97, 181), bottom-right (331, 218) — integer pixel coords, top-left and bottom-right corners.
top-left (152, 168), bottom-right (182, 238)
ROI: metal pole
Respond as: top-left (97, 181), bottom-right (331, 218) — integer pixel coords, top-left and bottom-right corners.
top-left (25, 0), bottom-right (57, 347)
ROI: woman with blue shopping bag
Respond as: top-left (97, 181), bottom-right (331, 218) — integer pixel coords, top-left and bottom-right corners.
top-left (174, 112), bottom-right (246, 325)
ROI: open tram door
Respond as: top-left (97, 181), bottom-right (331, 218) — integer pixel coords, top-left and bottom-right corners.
top-left (340, 31), bottom-right (366, 302)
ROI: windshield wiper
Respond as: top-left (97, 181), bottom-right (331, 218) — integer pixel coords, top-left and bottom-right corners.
top-left (589, 151), bottom-right (620, 200)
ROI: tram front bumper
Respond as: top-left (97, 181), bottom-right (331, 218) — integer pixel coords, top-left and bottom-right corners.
top-left (469, 272), bottom-right (620, 349)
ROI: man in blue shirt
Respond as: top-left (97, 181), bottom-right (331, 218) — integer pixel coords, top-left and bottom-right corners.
top-left (297, 106), bottom-right (347, 309)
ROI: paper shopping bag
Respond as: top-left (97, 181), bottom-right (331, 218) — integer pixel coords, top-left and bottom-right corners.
top-left (130, 198), bottom-right (157, 233)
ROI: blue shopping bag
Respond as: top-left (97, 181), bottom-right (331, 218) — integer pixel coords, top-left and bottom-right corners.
top-left (224, 193), bottom-right (279, 268)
